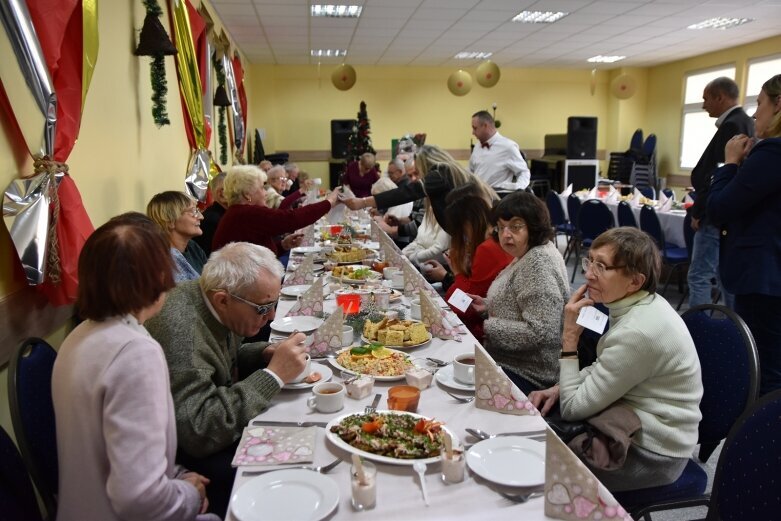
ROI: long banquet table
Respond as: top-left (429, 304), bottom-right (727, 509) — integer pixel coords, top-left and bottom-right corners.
top-left (225, 216), bottom-right (623, 521)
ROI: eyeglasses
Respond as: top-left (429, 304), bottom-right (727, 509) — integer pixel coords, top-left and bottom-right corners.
top-left (582, 257), bottom-right (626, 277)
top-left (494, 222), bottom-right (527, 234)
top-left (228, 292), bottom-right (278, 316)
top-left (184, 207), bottom-right (202, 217)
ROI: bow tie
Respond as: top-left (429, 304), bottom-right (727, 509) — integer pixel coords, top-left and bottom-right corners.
top-left (481, 142), bottom-right (491, 149)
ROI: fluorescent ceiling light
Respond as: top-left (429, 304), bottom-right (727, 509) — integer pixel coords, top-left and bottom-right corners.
top-left (687, 17), bottom-right (753, 30)
top-left (311, 5), bottom-right (362, 18)
top-left (587, 55), bottom-right (626, 64)
top-left (455, 51), bottom-right (493, 60)
top-left (512, 11), bottom-right (568, 23)
top-left (310, 49), bottom-right (347, 57)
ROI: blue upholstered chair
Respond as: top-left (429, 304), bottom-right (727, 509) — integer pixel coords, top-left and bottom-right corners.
top-left (565, 194), bottom-right (583, 264)
top-left (546, 191), bottom-right (575, 252)
top-left (639, 205), bottom-right (688, 295)
top-left (617, 200), bottom-right (638, 228)
top-left (0, 425), bottom-right (44, 521)
top-left (8, 337), bottom-right (59, 520)
top-left (613, 304), bottom-right (759, 520)
top-left (630, 128), bottom-right (643, 151)
top-left (571, 199), bottom-right (614, 282)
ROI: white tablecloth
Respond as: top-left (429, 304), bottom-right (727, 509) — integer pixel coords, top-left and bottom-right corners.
top-left (558, 193), bottom-right (687, 248)
top-left (226, 221), bottom-right (621, 521)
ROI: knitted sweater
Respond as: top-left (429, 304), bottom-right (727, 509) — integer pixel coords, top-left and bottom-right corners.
top-left (559, 291), bottom-right (703, 458)
top-left (145, 280), bottom-right (280, 458)
top-left (484, 241), bottom-right (569, 389)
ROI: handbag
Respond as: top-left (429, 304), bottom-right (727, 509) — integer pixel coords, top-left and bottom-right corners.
top-left (543, 414), bottom-right (588, 443)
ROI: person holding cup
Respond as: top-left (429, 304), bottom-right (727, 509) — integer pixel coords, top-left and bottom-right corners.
top-left (469, 191), bottom-right (569, 396)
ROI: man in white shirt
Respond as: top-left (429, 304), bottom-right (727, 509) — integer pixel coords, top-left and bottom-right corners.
top-left (469, 110), bottom-right (530, 194)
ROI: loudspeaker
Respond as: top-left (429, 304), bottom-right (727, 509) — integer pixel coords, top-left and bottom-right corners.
top-left (331, 119), bottom-right (356, 159)
top-left (567, 117), bottom-right (597, 159)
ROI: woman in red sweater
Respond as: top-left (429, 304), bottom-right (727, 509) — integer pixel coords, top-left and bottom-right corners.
top-left (424, 183), bottom-right (513, 342)
top-left (212, 165), bottom-right (340, 256)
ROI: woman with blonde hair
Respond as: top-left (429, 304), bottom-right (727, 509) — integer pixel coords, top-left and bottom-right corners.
top-left (147, 191), bottom-right (208, 282)
top-left (709, 73), bottom-right (781, 395)
top-left (343, 144), bottom-right (497, 235)
top-left (342, 152), bottom-right (380, 197)
top-left (212, 165), bottom-right (341, 256)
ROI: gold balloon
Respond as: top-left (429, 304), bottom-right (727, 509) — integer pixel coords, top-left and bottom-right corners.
top-left (611, 73), bottom-right (637, 100)
top-left (447, 70), bottom-right (473, 96)
top-left (476, 60), bottom-right (501, 87)
top-left (331, 64), bottom-right (356, 90)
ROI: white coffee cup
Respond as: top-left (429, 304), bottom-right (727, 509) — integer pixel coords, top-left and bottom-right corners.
top-left (391, 271), bottom-right (405, 288)
top-left (307, 382), bottom-right (345, 413)
top-left (291, 353), bottom-right (312, 383)
top-left (383, 267), bottom-right (400, 280)
top-left (410, 298), bottom-right (421, 320)
top-left (342, 325), bottom-right (354, 347)
top-left (453, 353), bottom-right (475, 384)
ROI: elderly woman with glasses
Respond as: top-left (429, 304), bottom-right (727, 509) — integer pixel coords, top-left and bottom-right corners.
top-left (147, 191), bottom-right (208, 282)
top-left (469, 191), bottom-right (569, 395)
top-left (530, 227), bottom-right (703, 492)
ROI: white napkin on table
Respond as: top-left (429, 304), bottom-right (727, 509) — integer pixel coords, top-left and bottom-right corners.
top-left (632, 187), bottom-right (643, 207)
top-left (658, 190), bottom-right (668, 206)
top-left (659, 197), bottom-right (673, 213)
top-left (560, 184), bottom-right (573, 197)
top-left (586, 187), bottom-right (598, 200)
top-left (683, 193), bottom-right (694, 204)
top-left (605, 191), bottom-right (618, 203)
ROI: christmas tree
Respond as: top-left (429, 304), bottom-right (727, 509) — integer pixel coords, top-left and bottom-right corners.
top-left (346, 101), bottom-right (376, 161)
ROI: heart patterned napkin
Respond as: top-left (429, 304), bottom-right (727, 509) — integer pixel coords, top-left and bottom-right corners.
top-left (544, 430), bottom-right (633, 521)
top-left (284, 254), bottom-right (316, 287)
top-left (232, 425), bottom-right (315, 467)
top-left (285, 277), bottom-right (324, 317)
top-left (418, 289), bottom-right (463, 341)
top-left (370, 219), bottom-right (381, 241)
top-left (306, 307), bottom-right (344, 357)
top-left (475, 343), bottom-right (537, 416)
top-left (299, 224), bottom-right (315, 247)
top-left (401, 260), bottom-right (428, 296)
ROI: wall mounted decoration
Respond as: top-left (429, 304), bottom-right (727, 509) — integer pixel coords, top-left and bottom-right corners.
top-left (135, 0), bottom-right (178, 127)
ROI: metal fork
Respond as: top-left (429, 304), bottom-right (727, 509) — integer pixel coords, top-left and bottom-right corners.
top-left (365, 393), bottom-right (382, 414)
top-left (500, 491), bottom-right (544, 503)
top-left (446, 391), bottom-right (475, 404)
top-left (242, 458), bottom-right (342, 477)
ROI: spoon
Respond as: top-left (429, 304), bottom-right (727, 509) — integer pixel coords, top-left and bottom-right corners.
top-left (466, 428), bottom-right (491, 440)
top-left (412, 461), bottom-right (430, 506)
top-left (426, 357), bottom-right (449, 367)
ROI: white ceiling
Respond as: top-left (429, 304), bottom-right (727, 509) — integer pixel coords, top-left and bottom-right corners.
top-left (209, 0), bottom-right (781, 69)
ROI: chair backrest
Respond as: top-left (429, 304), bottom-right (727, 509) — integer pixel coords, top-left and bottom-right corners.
top-left (566, 194), bottom-right (582, 228)
top-left (707, 389), bottom-right (781, 521)
top-left (639, 204), bottom-right (666, 250)
top-left (0, 425), bottom-right (43, 521)
top-left (578, 199), bottom-right (615, 241)
top-left (630, 128), bottom-right (643, 151)
top-left (642, 133), bottom-right (657, 158)
top-left (630, 163), bottom-right (656, 197)
top-left (546, 191), bottom-right (568, 226)
top-left (683, 211), bottom-right (695, 258)
top-left (661, 188), bottom-right (675, 200)
top-left (607, 152), bottom-right (633, 184)
top-left (617, 201), bottom-right (638, 228)
top-left (8, 338), bottom-right (59, 520)
top-left (682, 305), bottom-right (759, 448)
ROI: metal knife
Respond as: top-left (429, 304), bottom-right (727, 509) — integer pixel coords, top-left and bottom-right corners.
top-left (251, 420), bottom-right (328, 428)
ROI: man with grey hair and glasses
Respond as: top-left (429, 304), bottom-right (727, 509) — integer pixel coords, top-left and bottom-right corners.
top-left (146, 241), bottom-right (307, 516)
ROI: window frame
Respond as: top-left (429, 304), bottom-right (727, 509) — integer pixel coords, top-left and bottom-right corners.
top-left (743, 53), bottom-right (781, 117)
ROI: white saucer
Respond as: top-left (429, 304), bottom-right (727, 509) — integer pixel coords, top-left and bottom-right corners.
top-left (291, 246), bottom-right (321, 255)
top-left (435, 365), bottom-right (475, 391)
top-left (283, 363), bottom-right (333, 389)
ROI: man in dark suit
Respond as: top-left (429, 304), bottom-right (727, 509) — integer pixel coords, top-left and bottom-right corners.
top-left (688, 77), bottom-right (754, 309)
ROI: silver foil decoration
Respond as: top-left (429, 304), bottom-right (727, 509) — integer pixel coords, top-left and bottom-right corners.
top-left (222, 54), bottom-right (245, 154)
top-left (185, 148), bottom-right (210, 201)
top-left (3, 173), bottom-right (61, 284)
top-left (0, 0), bottom-right (59, 285)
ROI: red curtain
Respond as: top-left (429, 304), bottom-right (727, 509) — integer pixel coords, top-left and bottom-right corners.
top-left (27, 0), bottom-right (95, 305)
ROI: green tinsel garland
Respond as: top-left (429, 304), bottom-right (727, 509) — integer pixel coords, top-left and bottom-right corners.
top-left (218, 107), bottom-right (227, 164)
top-left (150, 55), bottom-right (170, 127)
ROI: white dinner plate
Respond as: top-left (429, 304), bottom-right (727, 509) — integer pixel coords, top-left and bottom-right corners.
top-left (270, 316), bottom-right (324, 334)
top-left (291, 246), bottom-right (321, 255)
top-left (283, 363), bottom-right (333, 390)
top-left (325, 410), bottom-right (457, 466)
top-left (230, 469), bottom-right (339, 521)
top-left (280, 285), bottom-right (313, 298)
top-left (435, 365), bottom-right (475, 392)
top-left (287, 262), bottom-right (324, 273)
top-left (328, 348), bottom-right (410, 381)
top-left (466, 436), bottom-right (545, 487)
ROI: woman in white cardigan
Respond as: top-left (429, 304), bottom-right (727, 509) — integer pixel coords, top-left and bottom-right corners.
top-left (402, 210), bottom-right (450, 265)
top-left (52, 213), bottom-right (219, 521)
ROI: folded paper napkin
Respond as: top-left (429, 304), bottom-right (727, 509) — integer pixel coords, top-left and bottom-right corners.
top-left (561, 184), bottom-right (573, 197)
top-left (475, 343), bottom-right (537, 415)
top-left (657, 190), bottom-right (668, 206)
top-left (284, 254), bottom-right (316, 287)
top-left (658, 197), bottom-right (673, 213)
top-left (631, 188), bottom-right (643, 207)
top-left (419, 289), bottom-right (463, 340)
top-left (683, 193), bottom-right (694, 204)
top-left (285, 277), bottom-right (324, 317)
top-left (307, 307), bottom-right (344, 356)
top-left (544, 430), bottom-right (633, 520)
top-left (370, 219), bottom-right (381, 241)
top-left (232, 425), bottom-right (315, 467)
top-left (605, 191), bottom-right (619, 203)
top-left (384, 245), bottom-right (405, 269)
top-left (401, 261), bottom-right (428, 297)
top-left (299, 225), bottom-right (315, 247)
top-left (586, 187), bottom-right (598, 200)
